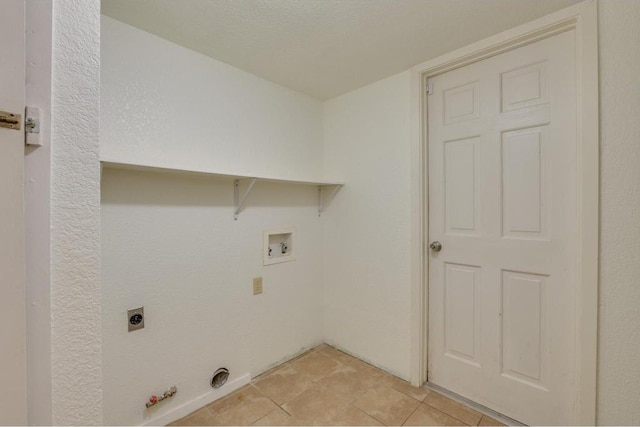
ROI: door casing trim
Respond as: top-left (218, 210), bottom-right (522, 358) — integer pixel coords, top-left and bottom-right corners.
top-left (408, 1), bottom-right (599, 424)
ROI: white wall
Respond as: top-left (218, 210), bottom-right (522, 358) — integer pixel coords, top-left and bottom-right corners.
top-left (50, 0), bottom-right (102, 424)
top-left (101, 171), bottom-right (324, 425)
top-left (69, 3), bottom-right (639, 425)
top-left (101, 16), bottom-right (323, 182)
top-left (322, 71), bottom-right (413, 380)
top-left (322, 2), bottom-right (640, 424)
top-left (101, 17), bottom-right (325, 425)
top-left (597, 0), bottom-right (640, 424)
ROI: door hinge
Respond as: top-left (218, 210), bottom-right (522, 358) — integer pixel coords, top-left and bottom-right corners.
top-left (426, 82), bottom-right (434, 95)
top-left (0, 110), bottom-right (22, 130)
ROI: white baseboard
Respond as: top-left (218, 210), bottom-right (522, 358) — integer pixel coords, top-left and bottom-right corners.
top-left (141, 373), bottom-right (251, 426)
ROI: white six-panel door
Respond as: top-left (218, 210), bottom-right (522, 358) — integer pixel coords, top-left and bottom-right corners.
top-left (427, 30), bottom-right (577, 425)
top-left (0, 0), bottom-right (27, 424)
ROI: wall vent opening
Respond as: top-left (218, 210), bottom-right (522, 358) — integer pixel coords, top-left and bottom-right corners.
top-left (211, 367), bottom-right (230, 389)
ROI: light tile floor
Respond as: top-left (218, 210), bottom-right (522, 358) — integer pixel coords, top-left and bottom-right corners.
top-left (170, 345), bottom-right (507, 426)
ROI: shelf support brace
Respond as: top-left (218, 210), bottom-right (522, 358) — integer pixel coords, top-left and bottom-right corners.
top-left (318, 184), bottom-right (342, 217)
top-left (234, 178), bottom-right (257, 220)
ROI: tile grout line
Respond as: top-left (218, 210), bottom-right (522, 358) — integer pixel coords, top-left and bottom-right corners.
top-left (253, 342), bottom-right (330, 382)
top-left (423, 382), bottom-right (517, 426)
top-left (250, 408), bottom-right (273, 426)
top-left (255, 347), bottom-right (356, 423)
top-left (253, 350), bottom-right (337, 409)
top-left (178, 344), bottom-right (497, 427)
top-left (427, 401), bottom-right (477, 426)
top-left (313, 349), bottom-right (382, 425)
top-left (422, 400), bottom-right (478, 426)
top-left (252, 379), bottom-right (300, 415)
top-left (278, 405), bottom-right (292, 417)
top-left (353, 403), bottom-right (388, 427)
top-left (248, 383), bottom-right (289, 419)
top-left (399, 400), bottom-right (422, 426)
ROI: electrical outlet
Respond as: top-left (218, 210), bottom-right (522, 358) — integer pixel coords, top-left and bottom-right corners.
top-left (127, 307), bottom-right (144, 332)
top-left (253, 277), bottom-right (263, 295)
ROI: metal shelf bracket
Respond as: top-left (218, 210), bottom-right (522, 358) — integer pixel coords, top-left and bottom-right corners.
top-left (318, 184), bottom-right (342, 217)
top-left (234, 178), bottom-right (257, 220)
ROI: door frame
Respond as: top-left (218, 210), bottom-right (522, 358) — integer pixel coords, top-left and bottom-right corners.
top-left (0, 0), bottom-right (27, 424)
top-left (408, 1), bottom-right (599, 424)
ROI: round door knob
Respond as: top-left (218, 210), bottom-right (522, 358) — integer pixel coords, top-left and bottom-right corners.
top-left (429, 241), bottom-right (442, 251)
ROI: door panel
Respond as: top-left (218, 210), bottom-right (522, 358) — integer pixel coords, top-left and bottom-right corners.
top-left (501, 61), bottom-right (548, 112)
top-left (444, 137), bottom-right (479, 234)
top-left (502, 126), bottom-right (548, 239)
top-left (444, 81), bottom-right (480, 124)
top-left (0, 0), bottom-right (27, 424)
top-left (428, 30), bottom-right (576, 425)
top-left (501, 269), bottom-right (548, 390)
top-left (444, 262), bottom-right (481, 366)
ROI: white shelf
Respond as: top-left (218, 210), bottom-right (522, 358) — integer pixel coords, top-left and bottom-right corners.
top-left (100, 160), bottom-right (343, 186)
top-left (100, 160), bottom-right (343, 219)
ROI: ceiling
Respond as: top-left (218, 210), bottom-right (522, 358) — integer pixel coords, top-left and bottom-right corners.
top-left (101, 0), bottom-right (580, 100)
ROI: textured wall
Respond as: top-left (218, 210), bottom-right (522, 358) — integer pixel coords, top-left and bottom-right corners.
top-left (101, 16), bottom-right (324, 182)
top-left (322, 71), bottom-right (413, 380)
top-left (597, 1), bottom-right (640, 424)
top-left (50, 0), bottom-right (102, 424)
top-left (101, 17), bottom-right (325, 425)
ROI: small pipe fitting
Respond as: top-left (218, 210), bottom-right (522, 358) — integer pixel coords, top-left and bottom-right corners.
top-left (145, 385), bottom-right (177, 408)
